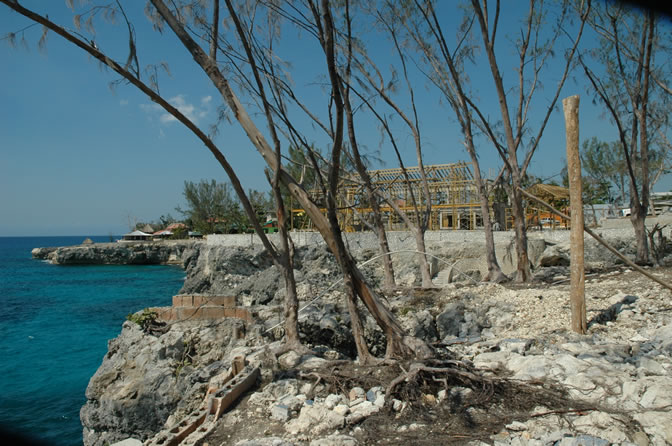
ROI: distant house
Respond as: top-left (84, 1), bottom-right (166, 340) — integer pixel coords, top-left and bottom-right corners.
top-left (152, 229), bottom-right (173, 239)
top-left (263, 219), bottom-right (278, 234)
top-left (121, 230), bottom-right (152, 241)
top-left (153, 223), bottom-right (188, 239)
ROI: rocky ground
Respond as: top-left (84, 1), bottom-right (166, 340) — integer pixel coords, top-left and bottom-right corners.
top-left (81, 228), bottom-right (672, 446)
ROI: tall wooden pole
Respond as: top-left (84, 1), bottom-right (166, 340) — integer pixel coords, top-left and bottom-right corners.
top-left (563, 95), bottom-right (587, 334)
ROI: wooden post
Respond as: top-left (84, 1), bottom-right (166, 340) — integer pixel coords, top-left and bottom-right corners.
top-left (563, 95), bottom-right (587, 334)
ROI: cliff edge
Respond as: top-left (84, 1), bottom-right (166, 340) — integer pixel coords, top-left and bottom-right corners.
top-left (31, 241), bottom-right (200, 265)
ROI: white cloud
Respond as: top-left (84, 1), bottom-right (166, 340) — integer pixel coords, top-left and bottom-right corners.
top-left (139, 94), bottom-right (211, 126)
top-left (120, 99), bottom-right (129, 106)
top-left (139, 103), bottom-right (161, 113)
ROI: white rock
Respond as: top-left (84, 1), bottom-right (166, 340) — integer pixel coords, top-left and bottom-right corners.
top-left (350, 400), bottom-right (378, 417)
top-left (473, 351), bottom-right (511, 370)
top-left (349, 387), bottom-right (365, 401)
top-left (278, 351), bottom-right (302, 368)
top-left (633, 411), bottom-right (672, 445)
top-left (554, 354), bottom-right (590, 376)
top-left (507, 355), bottom-right (551, 380)
top-left (110, 440), bottom-right (143, 446)
top-left (572, 412), bottom-right (628, 444)
top-left (505, 421), bottom-right (528, 431)
top-left (299, 355), bottom-right (327, 369)
top-left (640, 380), bottom-right (672, 409)
top-left (373, 395), bottom-right (385, 408)
top-left (270, 404), bottom-right (290, 422)
top-left (324, 394), bottom-right (342, 410)
top-left (310, 434), bottom-right (358, 446)
top-left (333, 404), bottom-right (350, 416)
top-left (285, 405), bottom-right (345, 435)
top-left (639, 357), bottom-right (666, 375)
top-left (235, 438), bottom-right (294, 446)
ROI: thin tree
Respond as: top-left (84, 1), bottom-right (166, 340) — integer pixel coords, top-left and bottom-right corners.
top-left (580, 3), bottom-right (670, 264)
top-left (340, 3), bottom-right (397, 289)
top-left (465, 0), bottom-right (590, 281)
top-left (351, 11), bottom-right (435, 288)
top-left (397, 0), bottom-right (508, 282)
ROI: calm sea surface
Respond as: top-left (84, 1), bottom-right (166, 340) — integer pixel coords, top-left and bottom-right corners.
top-left (0, 236), bottom-right (185, 445)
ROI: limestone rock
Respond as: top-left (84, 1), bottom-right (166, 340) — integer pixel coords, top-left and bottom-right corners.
top-left (537, 243), bottom-right (570, 267)
top-left (80, 318), bottom-right (244, 446)
top-left (310, 434), bottom-right (358, 446)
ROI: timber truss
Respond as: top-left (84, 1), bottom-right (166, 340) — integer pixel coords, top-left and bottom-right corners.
top-left (290, 162), bottom-right (483, 232)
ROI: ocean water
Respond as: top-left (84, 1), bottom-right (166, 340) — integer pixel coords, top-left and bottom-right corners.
top-left (0, 236), bottom-right (185, 446)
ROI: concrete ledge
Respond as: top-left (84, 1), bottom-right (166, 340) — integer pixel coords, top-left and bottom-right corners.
top-left (172, 295), bottom-right (236, 307)
top-left (151, 306), bottom-right (252, 323)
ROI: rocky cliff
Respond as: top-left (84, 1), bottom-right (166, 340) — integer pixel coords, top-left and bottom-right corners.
top-left (79, 232), bottom-right (672, 446)
top-left (80, 317), bottom-right (253, 446)
top-left (32, 241), bottom-right (199, 265)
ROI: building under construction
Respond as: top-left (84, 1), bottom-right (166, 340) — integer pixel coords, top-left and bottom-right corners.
top-left (290, 162), bottom-right (485, 232)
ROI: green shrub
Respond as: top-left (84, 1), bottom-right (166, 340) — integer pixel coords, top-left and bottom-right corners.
top-left (126, 308), bottom-right (159, 332)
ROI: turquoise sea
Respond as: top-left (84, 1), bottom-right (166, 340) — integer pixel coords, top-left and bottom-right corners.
top-left (0, 236), bottom-right (185, 445)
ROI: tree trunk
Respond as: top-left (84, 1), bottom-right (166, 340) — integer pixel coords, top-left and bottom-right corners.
top-left (590, 203), bottom-right (598, 227)
top-left (276, 192), bottom-right (301, 347)
top-left (348, 256), bottom-right (432, 359)
top-left (374, 219), bottom-right (396, 289)
top-left (631, 208), bottom-right (651, 265)
top-left (343, 273), bottom-right (375, 364)
top-left (280, 256), bottom-right (301, 346)
top-left (474, 169), bottom-right (507, 282)
top-left (509, 179), bottom-right (531, 282)
top-left (480, 193), bottom-right (507, 282)
top-left (414, 227), bottom-right (434, 288)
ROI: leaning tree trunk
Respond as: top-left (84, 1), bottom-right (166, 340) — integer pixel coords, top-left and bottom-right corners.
top-left (149, 0), bottom-right (432, 360)
top-left (343, 273), bottom-right (375, 364)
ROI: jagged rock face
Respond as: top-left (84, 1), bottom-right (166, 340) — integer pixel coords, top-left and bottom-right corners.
top-left (33, 242), bottom-right (196, 265)
top-left (180, 245), bottom-right (341, 306)
top-left (80, 318), bottom-right (246, 446)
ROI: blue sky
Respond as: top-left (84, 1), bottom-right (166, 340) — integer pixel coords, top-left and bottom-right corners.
top-left (1, 1), bottom-right (669, 236)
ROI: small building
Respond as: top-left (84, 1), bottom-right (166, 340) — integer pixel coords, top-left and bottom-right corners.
top-left (122, 230), bottom-right (152, 241)
top-left (153, 223), bottom-right (188, 239)
top-left (263, 219), bottom-right (278, 233)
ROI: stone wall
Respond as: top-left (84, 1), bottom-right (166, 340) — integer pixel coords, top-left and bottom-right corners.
top-left (205, 227), bottom-right (646, 250)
